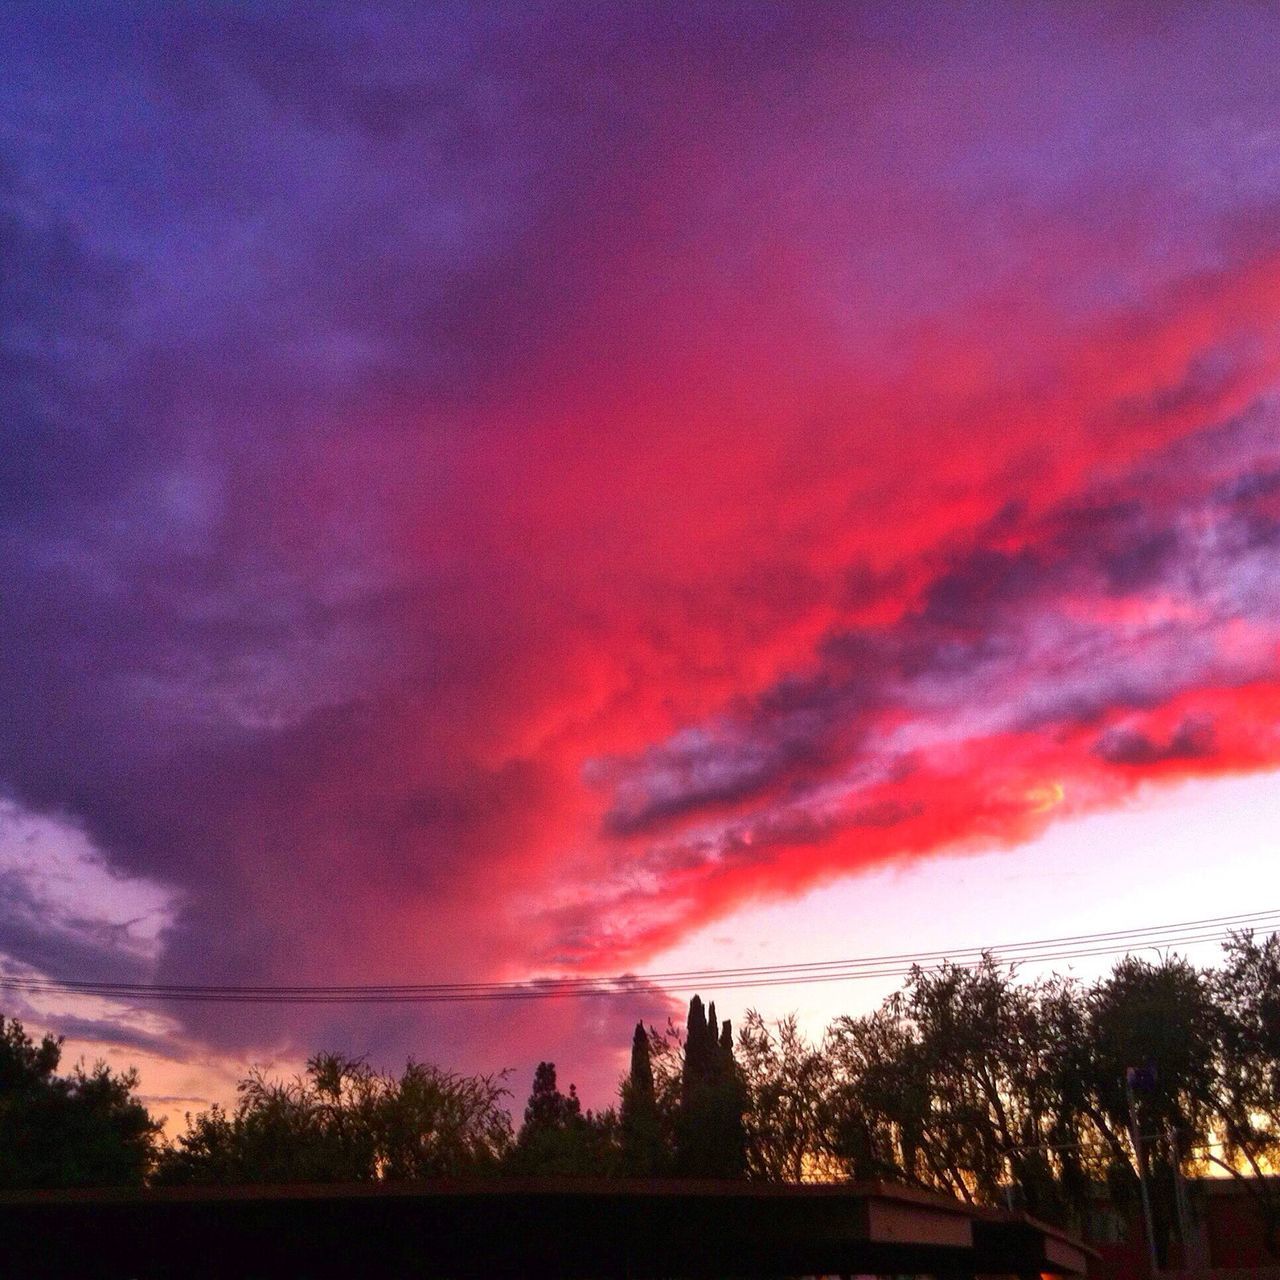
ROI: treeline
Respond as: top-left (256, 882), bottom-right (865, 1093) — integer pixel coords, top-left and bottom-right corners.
top-left (155, 994), bottom-right (751, 1185)
top-left (2, 933), bottom-right (1277, 1257)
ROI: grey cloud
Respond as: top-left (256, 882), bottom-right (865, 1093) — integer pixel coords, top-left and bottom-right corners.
top-left (1094, 717), bottom-right (1217, 767)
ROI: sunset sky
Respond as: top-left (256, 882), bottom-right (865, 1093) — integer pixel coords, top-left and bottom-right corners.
top-left (2, 4), bottom-right (1278, 1122)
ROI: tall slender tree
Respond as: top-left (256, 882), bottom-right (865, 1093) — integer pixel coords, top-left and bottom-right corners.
top-left (621, 1023), bottom-right (664, 1175)
top-left (677, 996), bottom-right (747, 1177)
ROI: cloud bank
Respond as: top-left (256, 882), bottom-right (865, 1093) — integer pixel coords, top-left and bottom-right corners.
top-left (1, 3), bottom-right (1279, 1097)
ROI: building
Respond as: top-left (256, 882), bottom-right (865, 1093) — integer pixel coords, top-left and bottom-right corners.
top-left (1085, 1176), bottom-right (1280, 1280)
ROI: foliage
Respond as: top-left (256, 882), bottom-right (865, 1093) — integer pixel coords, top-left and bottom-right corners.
top-left (620, 1022), bottom-right (667, 1175)
top-left (505, 1060), bottom-right (619, 1175)
top-left (155, 1052), bottom-right (511, 1185)
top-left (817, 945), bottom-right (1280, 1259)
top-left (1210, 931), bottom-right (1280, 1253)
top-left (7, 928), bottom-right (1280, 1262)
top-left (0, 1016), bottom-right (160, 1189)
top-left (737, 1011), bottom-right (832, 1182)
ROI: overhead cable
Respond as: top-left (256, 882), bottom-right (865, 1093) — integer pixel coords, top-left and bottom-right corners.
top-left (1, 908), bottom-right (1273, 1005)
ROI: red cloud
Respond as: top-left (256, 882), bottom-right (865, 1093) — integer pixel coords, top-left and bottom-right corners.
top-left (5, 6), bottom-right (1280, 1100)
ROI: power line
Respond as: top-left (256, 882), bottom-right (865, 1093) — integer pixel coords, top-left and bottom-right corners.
top-left (9, 907), bottom-right (1275, 996)
top-left (1, 908), bottom-right (1273, 1006)
top-left (2, 922), bottom-right (1265, 1003)
top-left (4, 913), bottom-right (1273, 1002)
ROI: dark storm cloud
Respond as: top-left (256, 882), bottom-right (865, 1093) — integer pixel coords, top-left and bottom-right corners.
top-left (603, 728), bottom-right (840, 838)
top-left (0, 171), bottom-right (139, 523)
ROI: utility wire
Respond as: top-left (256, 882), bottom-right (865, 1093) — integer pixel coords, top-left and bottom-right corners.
top-left (1, 908), bottom-right (1273, 1005)
top-left (7, 908), bottom-right (1274, 996)
top-left (0, 924), bottom-right (1262, 1003)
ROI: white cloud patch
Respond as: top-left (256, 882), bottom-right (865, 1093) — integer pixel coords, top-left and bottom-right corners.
top-left (0, 800), bottom-right (177, 973)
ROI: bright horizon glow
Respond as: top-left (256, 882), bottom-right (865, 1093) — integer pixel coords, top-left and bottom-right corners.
top-left (644, 768), bottom-right (1280, 1052)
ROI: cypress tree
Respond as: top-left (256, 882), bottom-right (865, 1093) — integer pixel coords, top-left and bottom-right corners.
top-left (629, 1023), bottom-right (654, 1097)
top-left (621, 1023), bottom-right (662, 1175)
top-left (677, 996), bottom-right (747, 1178)
top-left (683, 996), bottom-right (709, 1105)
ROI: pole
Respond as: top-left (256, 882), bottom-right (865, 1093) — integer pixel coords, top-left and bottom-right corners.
top-left (1127, 1076), bottom-right (1160, 1278)
top-left (1168, 1125), bottom-right (1196, 1269)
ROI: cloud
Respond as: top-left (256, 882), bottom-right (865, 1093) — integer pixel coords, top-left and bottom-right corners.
top-left (1, 4), bottom-right (1280, 1103)
top-left (577, 400), bottom-right (1280, 961)
top-left (1094, 718), bottom-right (1217, 767)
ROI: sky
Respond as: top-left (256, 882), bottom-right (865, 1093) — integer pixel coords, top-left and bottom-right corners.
top-left (1, 3), bottom-right (1278, 1124)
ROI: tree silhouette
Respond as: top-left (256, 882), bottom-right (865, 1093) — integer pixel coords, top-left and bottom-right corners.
top-left (621, 1022), bottom-right (665, 1175)
top-left (738, 1011), bottom-right (831, 1182)
top-left (8, 926), bottom-right (1280, 1257)
top-left (507, 1061), bottom-right (617, 1175)
top-left (1214, 930), bottom-right (1280, 1254)
top-left (0, 1016), bottom-right (159, 1189)
top-left (1086, 955), bottom-right (1219, 1264)
top-left (156, 1053), bottom-right (511, 1185)
top-left (676, 996), bottom-right (747, 1178)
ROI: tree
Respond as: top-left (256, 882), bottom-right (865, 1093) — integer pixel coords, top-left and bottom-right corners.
top-left (0, 1015), bottom-right (159, 1189)
top-left (1210, 931), bottom-right (1280, 1254)
top-left (826, 1001), bottom-right (930, 1187)
top-left (378, 1059), bottom-right (514, 1180)
top-left (737, 1011), bottom-right (831, 1182)
top-left (903, 958), bottom-right (1082, 1217)
top-left (1085, 955), bottom-right (1219, 1264)
top-left (1034, 975), bottom-right (1100, 1216)
top-left (824, 962), bottom-right (1105, 1222)
top-left (826, 963), bottom-right (1024, 1204)
top-left (156, 1053), bottom-right (512, 1185)
top-left (621, 1022), bottom-right (665, 1175)
top-left (507, 1061), bottom-right (617, 1175)
top-left (675, 996), bottom-right (747, 1178)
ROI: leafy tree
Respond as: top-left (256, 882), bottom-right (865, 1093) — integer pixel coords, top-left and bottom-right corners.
top-left (1085, 955), bottom-right (1219, 1263)
top-left (1033, 975), bottom-right (1102, 1214)
top-left (379, 1059), bottom-right (514, 1179)
top-left (904, 958), bottom-right (1083, 1217)
top-left (0, 1015), bottom-right (159, 1189)
top-left (1210, 931), bottom-right (1280, 1254)
top-left (826, 1001), bottom-right (930, 1187)
top-left (156, 1052), bottom-right (511, 1185)
top-left (826, 963), bottom-right (1042, 1205)
top-left (158, 1055), bottom-right (379, 1185)
top-left (737, 1011), bottom-right (831, 1182)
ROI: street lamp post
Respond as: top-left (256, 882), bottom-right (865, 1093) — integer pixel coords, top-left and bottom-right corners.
top-left (1126, 1065), bottom-right (1160, 1279)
